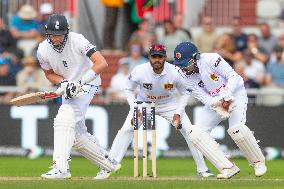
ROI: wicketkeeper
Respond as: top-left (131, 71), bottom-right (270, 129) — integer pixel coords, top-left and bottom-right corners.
top-left (172, 42), bottom-right (267, 179)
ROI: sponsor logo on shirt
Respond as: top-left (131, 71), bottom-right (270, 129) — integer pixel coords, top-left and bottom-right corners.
top-left (146, 94), bottom-right (170, 100)
top-left (214, 57), bottom-right (221, 67)
top-left (186, 88), bottom-right (192, 93)
top-left (143, 83), bottom-right (153, 90)
top-left (164, 83), bottom-right (173, 89)
top-left (208, 83), bottom-right (226, 95)
top-left (85, 43), bottom-right (94, 52)
top-left (198, 80), bottom-right (204, 88)
top-left (210, 73), bottom-right (219, 81)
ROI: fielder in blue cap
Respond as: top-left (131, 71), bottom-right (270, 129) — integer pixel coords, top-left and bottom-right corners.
top-left (172, 41), bottom-right (267, 179)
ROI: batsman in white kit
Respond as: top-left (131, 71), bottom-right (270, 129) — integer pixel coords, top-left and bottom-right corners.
top-left (172, 42), bottom-right (267, 178)
top-left (37, 14), bottom-right (120, 179)
top-left (96, 44), bottom-right (218, 179)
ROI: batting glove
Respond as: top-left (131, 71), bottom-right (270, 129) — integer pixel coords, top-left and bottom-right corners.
top-left (65, 81), bottom-right (83, 99)
top-left (55, 79), bottom-right (69, 95)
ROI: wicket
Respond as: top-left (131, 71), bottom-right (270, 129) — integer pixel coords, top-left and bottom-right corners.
top-left (133, 101), bottom-right (156, 178)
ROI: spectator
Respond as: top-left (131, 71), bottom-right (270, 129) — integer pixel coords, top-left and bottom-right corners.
top-left (264, 45), bottom-right (284, 87)
top-left (118, 40), bottom-right (148, 72)
top-left (130, 19), bottom-right (156, 55)
top-left (0, 17), bottom-right (23, 77)
top-left (231, 16), bottom-right (247, 52)
top-left (270, 33), bottom-right (284, 62)
top-left (0, 17), bottom-right (17, 51)
top-left (214, 33), bottom-right (236, 67)
top-left (173, 14), bottom-right (192, 40)
top-left (10, 4), bottom-right (39, 40)
top-left (101, 0), bottom-right (124, 49)
top-left (0, 58), bottom-right (16, 104)
top-left (194, 16), bottom-right (218, 53)
top-left (234, 50), bottom-right (266, 88)
top-left (16, 56), bottom-right (50, 94)
top-left (107, 61), bottom-right (129, 102)
top-left (246, 34), bottom-right (269, 64)
top-left (37, 3), bottom-right (53, 36)
top-left (156, 19), bottom-right (190, 62)
top-left (258, 23), bottom-right (278, 54)
top-left (10, 4), bottom-right (39, 56)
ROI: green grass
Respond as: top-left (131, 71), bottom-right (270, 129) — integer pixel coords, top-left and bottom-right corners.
top-left (0, 157), bottom-right (283, 189)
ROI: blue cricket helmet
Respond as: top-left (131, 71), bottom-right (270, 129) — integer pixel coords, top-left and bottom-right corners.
top-left (173, 42), bottom-right (200, 67)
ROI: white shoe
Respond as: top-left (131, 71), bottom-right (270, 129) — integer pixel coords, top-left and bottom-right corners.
top-left (217, 165), bottom-right (240, 179)
top-left (198, 170), bottom-right (215, 177)
top-left (94, 163), bottom-right (121, 180)
top-left (254, 162), bottom-right (267, 177)
top-left (41, 167), bottom-right (71, 179)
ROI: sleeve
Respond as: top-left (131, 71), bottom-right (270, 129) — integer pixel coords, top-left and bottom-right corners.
top-left (210, 53), bottom-right (244, 94)
top-left (37, 50), bottom-right (52, 70)
top-left (124, 67), bottom-right (140, 110)
top-left (174, 76), bottom-right (190, 115)
top-left (76, 34), bottom-right (97, 57)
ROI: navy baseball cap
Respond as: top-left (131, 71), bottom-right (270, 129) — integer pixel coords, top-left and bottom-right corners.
top-left (173, 42), bottom-right (199, 67)
top-left (149, 44), bottom-right (166, 56)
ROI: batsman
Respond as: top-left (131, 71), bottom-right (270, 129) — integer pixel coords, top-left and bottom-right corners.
top-left (172, 42), bottom-right (267, 178)
top-left (37, 14), bottom-right (120, 179)
top-left (96, 44), bottom-right (217, 179)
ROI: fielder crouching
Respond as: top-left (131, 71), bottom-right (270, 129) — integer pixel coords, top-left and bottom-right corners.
top-left (37, 14), bottom-right (120, 179)
top-left (95, 44), bottom-right (215, 179)
top-left (172, 42), bottom-right (267, 179)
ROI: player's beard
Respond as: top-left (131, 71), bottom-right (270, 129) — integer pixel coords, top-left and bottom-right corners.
top-left (150, 60), bottom-right (165, 74)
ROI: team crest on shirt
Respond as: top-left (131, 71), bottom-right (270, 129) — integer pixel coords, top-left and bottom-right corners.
top-left (175, 52), bottom-right (181, 59)
top-left (210, 73), bottom-right (219, 81)
top-left (164, 83), bottom-right (173, 89)
top-left (198, 80), bottom-right (204, 88)
top-left (143, 83), bottom-right (153, 90)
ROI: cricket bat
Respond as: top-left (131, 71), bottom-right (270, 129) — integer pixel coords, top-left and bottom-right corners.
top-left (10, 91), bottom-right (60, 107)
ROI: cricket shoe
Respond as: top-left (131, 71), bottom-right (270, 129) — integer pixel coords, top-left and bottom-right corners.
top-left (217, 165), bottom-right (240, 179)
top-left (198, 170), bottom-right (215, 177)
top-left (254, 162), bottom-right (267, 177)
top-left (94, 163), bottom-right (122, 180)
top-left (41, 167), bottom-right (71, 179)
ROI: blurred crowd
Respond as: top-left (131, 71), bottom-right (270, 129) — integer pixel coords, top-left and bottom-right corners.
top-left (1, 2), bottom-right (284, 106)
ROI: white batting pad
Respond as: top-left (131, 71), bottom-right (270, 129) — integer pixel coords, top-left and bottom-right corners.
top-left (53, 104), bottom-right (76, 173)
top-left (73, 134), bottom-right (115, 172)
top-left (228, 124), bottom-right (265, 165)
top-left (186, 125), bottom-right (234, 172)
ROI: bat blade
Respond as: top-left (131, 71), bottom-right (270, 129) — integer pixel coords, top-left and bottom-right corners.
top-left (10, 92), bottom-right (59, 107)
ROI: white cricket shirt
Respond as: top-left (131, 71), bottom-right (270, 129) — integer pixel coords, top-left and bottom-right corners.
top-left (184, 53), bottom-right (245, 106)
top-left (37, 32), bottom-right (101, 85)
top-left (125, 62), bottom-right (189, 114)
